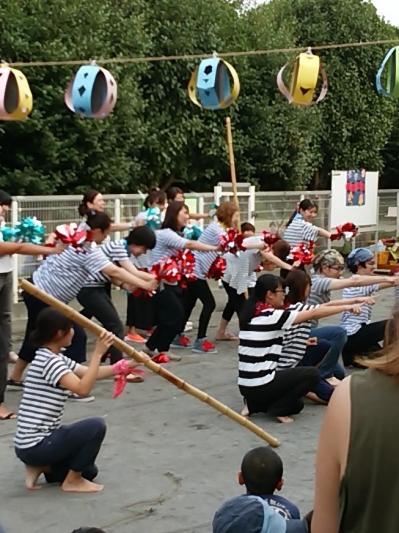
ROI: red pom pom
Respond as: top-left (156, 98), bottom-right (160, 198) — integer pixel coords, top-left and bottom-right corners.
top-left (289, 241), bottom-right (315, 265)
top-left (262, 231), bottom-right (281, 246)
top-left (173, 249), bottom-right (197, 288)
top-left (207, 256), bottom-right (227, 280)
top-left (55, 223), bottom-right (90, 250)
top-left (219, 228), bottom-right (246, 256)
top-left (331, 222), bottom-right (358, 241)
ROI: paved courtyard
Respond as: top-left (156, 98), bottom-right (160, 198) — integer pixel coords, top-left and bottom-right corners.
top-left (0, 284), bottom-right (395, 533)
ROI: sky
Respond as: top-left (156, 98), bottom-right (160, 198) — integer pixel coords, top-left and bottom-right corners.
top-left (253, 0), bottom-right (399, 27)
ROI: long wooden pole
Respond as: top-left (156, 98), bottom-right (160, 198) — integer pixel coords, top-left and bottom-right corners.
top-left (21, 280), bottom-right (280, 447)
top-left (225, 116), bottom-right (241, 228)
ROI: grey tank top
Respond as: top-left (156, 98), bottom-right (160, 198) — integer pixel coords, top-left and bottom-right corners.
top-left (340, 369), bottom-right (399, 532)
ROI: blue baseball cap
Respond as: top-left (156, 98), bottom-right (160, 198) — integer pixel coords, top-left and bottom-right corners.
top-left (212, 495), bottom-right (308, 533)
top-left (347, 248), bottom-right (374, 269)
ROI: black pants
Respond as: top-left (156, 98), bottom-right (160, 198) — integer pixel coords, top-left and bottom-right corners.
top-left (126, 293), bottom-right (154, 330)
top-left (146, 285), bottom-right (185, 353)
top-left (239, 367), bottom-right (320, 417)
top-left (19, 290), bottom-right (86, 364)
top-left (15, 417), bottom-right (106, 482)
top-left (0, 271), bottom-right (12, 403)
top-left (77, 285), bottom-right (124, 364)
top-left (342, 320), bottom-right (386, 366)
top-left (221, 281), bottom-right (251, 322)
top-left (183, 279), bottom-right (216, 339)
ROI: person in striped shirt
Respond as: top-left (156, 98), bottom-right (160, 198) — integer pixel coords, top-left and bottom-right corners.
top-left (283, 199), bottom-right (337, 247)
top-left (9, 212), bottom-right (157, 388)
top-left (174, 201), bottom-right (239, 354)
top-left (14, 308), bottom-right (140, 493)
top-left (76, 226), bottom-right (157, 383)
top-left (307, 249), bottom-right (396, 383)
top-left (238, 274), bottom-right (363, 423)
top-left (145, 201), bottom-right (219, 361)
top-left (341, 247), bottom-right (396, 366)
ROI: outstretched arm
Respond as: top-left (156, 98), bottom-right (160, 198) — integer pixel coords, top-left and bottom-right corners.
top-left (328, 274), bottom-right (394, 291)
top-left (102, 263), bottom-right (158, 292)
top-left (0, 242), bottom-right (62, 256)
top-left (293, 303), bottom-right (362, 324)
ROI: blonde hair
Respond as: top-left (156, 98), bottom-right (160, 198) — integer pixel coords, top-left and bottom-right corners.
top-left (216, 201), bottom-right (238, 226)
top-left (358, 312), bottom-right (399, 375)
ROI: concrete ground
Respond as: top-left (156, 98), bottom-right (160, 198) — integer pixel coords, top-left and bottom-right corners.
top-left (0, 284), bottom-right (395, 533)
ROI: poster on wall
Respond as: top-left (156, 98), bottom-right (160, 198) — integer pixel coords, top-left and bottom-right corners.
top-left (330, 170), bottom-right (379, 227)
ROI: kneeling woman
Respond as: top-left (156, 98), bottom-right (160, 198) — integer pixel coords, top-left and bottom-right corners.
top-left (238, 274), bottom-right (362, 423)
top-left (14, 308), bottom-right (138, 493)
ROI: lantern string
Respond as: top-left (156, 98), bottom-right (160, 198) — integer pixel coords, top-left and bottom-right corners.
top-left (2, 38), bottom-right (399, 68)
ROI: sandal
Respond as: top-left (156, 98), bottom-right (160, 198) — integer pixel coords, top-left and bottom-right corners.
top-left (215, 333), bottom-right (239, 341)
top-left (126, 373), bottom-right (144, 383)
top-left (0, 412), bottom-right (16, 420)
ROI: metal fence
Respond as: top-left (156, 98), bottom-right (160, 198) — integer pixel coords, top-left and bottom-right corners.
top-left (6, 188), bottom-right (399, 301)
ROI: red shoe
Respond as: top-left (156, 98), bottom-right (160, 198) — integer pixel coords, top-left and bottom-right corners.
top-left (152, 353), bottom-right (170, 364)
top-left (124, 333), bottom-right (146, 343)
top-left (171, 335), bottom-right (192, 349)
top-left (192, 338), bottom-right (218, 354)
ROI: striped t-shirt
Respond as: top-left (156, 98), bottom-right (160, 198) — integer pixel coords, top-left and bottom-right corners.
top-left (238, 309), bottom-right (298, 387)
top-left (307, 275), bottom-right (333, 327)
top-left (194, 221), bottom-right (223, 279)
top-left (33, 244), bottom-right (111, 303)
top-left (14, 348), bottom-right (78, 449)
top-left (283, 213), bottom-right (319, 247)
top-left (280, 302), bottom-right (317, 370)
top-left (84, 239), bottom-right (129, 287)
top-left (223, 236), bottom-right (262, 295)
top-left (149, 228), bottom-right (188, 266)
top-left (341, 282), bottom-right (379, 335)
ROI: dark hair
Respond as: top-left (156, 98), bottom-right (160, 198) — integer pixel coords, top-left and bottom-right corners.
top-left (126, 226), bottom-right (156, 249)
top-left (240, 274), bottom-right (282, 327)
top-left (86, 211), bottom-right (112, 231)
top-left (0, 190), bottom-right (12, 206)
top-left (271, 239), bottom-right (290, 261)
top-left (78, 189), bottom-right (102, 217)
top-left (30, 308), bottom-right (73, 347)
top-left (286, 199), bottom-right (318, 228)
top-left (71, 529), bottom-right (106, 533)
top-left (216, 201), bottom-right (238, 226)
top-left (284, 269), bottom-right (311, 305)
top-left (143, 190), bottom-right (166, 209)
top-left (241, 222), bottom-right (256, 233)
top-left (162, 201), bottom-right (188, 232)
top-left (241, 447), bottom-right (283, 495)
top-left (166, 186), bottom-right (184, 201)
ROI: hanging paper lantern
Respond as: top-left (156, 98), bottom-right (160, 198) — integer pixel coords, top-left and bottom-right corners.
top-left (0, 66), bottom-right (32, 121)
top-left (188, 56), bottom-right (240, 110)
top-left (376, 47), bottom-right (399, 98)
top-left (64, 64), bottom-right (117, 118)
top-left (277, 49), bottom-right (328, 106)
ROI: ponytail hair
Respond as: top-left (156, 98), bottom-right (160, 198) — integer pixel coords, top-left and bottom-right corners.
top-left (30, 308), bottom-right (73, 347)
top-left (284, 269), bottom-right (311, 305)
top-left (78, 189), bottom-right (101, 217)
top-left (286, 199), bottom-right (318, 228)
top-left (239, 274), bottom-right (282, 327)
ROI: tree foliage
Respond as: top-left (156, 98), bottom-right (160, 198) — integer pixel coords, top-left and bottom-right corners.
top-left (0, 0), bottom-right (397, 194)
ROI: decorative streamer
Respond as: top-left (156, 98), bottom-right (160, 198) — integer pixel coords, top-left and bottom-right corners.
top-left (277, 49), bottom-right (328, 106)
top-left (65, 63), bottom-right (117, 118)
top-left (376, 46), bottom-right (399, 98)
top-left (188, 55), bottom-right (240, 110)
top-left (0, 65), bottom-right (32, 120)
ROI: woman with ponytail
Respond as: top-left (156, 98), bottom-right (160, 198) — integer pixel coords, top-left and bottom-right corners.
top-left (283, 199), bottom-right (337, 247)
top-left (238, 274), bottom-right (364, 423)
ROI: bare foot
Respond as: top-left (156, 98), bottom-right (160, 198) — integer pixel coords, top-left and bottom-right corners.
top-left (25, 466), bottom-right (45, 490)
top-left (327, 377), bottom-right (342, 387)
top-left (0, 404), bottom-right (17, 420)
top-left (215, 332), bottom-right (239, 341)
top-left (62, 477), bottom-right (104, 493)
top-left (306, 392), bottom-right (327, 405)
top-left (276, 416), bottom-right (294, 424)
top-left (240, 404), bottom-right (249, 417)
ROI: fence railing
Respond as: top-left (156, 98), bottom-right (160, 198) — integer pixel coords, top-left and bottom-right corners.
top-left (6, 188), bottom-right (399, 301)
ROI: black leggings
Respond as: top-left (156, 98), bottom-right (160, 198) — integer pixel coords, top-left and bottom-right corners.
top-left (146, 285), bottom-right (185, 353)
top-left (342, 320), bottom-right (387, 366)
top-left (19, 290), bottom-right (86, 364)
top-left (221, 281), bottom-right (250, 322)
top-left (183, 279), bottom-right (216, 339)
top-left (77, 285), bottom-right (124, 364)
top-left (239, 367), bottom-right (320, 417)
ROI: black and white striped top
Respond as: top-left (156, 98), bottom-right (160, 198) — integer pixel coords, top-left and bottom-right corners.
top-left (238, 308), bottom-right (298, 387)
top-left (341, 283), bottom-right (379, 335)
top-left (32, 244), bottom-right (111, 303)
top-left (307, 275), bottom-right (333, 327)
top-left (149, 228), bottom-right (188, 266)
top-left (283, 213), bottom-right (319, 247)
top-left (14, 348), bottom-right (78, 449)
top-left (194, 221), bottom-right (223, 279)
top-left (279, 302), bottom-right (317, 369)
top-left (84, 239), bottom-right (129, 287)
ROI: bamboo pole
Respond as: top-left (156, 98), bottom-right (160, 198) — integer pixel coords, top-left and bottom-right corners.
top-left (225, 116), bottom-right (241, 228)
top-left (21, 279), bottom-right (280, 447)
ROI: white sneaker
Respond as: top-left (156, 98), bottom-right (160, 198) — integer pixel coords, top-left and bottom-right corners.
top-left (68, 393), bottom-right (95, 403)
top-left (184, 321), bottom-right (193, 332)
